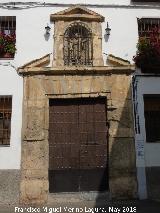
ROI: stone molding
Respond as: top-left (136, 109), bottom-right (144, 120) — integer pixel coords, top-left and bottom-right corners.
top-left (18, 65), bottom-right (135, 75)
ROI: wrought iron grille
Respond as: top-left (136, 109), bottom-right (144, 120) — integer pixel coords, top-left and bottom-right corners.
top-left (138, 18), bottom-right (160, 38)
top-left (0, 96), bottom-right (12, 145)
top-left (0, 16), bottom-right (16, 35)
top-left (64, 22), bottom-right (93, 66)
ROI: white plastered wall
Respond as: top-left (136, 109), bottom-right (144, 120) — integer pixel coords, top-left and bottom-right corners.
top-left (134, 75), bottom-right (160, 200)
top-left (0, 65), bottom-right (23, 169)
top-left (136, 76), bottom-right (160, 167)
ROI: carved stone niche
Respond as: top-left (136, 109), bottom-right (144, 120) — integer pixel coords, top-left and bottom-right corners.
top-left (50, 5), bottom-right (105, 67)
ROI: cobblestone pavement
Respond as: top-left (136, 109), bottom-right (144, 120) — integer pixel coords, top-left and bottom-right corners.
top-left (1, 200), bottom-right (160, 213)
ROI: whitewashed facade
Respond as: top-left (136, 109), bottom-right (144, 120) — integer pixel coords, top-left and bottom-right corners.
top-left (0, 0), bottom-right (160, 204)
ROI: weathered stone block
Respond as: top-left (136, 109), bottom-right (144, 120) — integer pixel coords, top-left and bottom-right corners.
top-left (27, 77), bottom-right (45, 99)
top-left (24, 99), bottom-right (46, 108)
top-left (102, 76), bottom-right (112, 92)
top-left (110, 75), bottom-right (132, 99)
top-left (109, 125), bottom-right (134, 138)
top-left (108, 137), bottom-right (137, 199)
top-left (21, 169), bottom-right (48, 180)
top-left (109, 107), bottom-right (133, 125)
top-left (89, 76), bottom-right (103, 92)
top-left (110, 177), bottom-right (137, 199)
top-left (23, 107), bottom-right (45, 141)
top-left (22, 141), bottom-right (48, 170)
top-left (20, 180), bottom-right (48, 205)
top-left (110, 99), bottom-right (132, 109)
top-left (81, 78), bottom-right (92, 94)
top-left (109, 138), bottom-right (136, 175)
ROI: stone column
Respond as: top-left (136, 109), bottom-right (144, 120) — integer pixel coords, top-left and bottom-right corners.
top-left (92, 22), bottom-right (104, 66)
top-left (20, 77), bottom-right (49, 205)
top-left (53, 21), bottom-right (65, 67)
top-left (108, 75), bottom-right (137, 199)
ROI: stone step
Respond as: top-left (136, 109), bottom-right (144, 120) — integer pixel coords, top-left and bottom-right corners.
top-left (47, 191), bottom-right (110, 204)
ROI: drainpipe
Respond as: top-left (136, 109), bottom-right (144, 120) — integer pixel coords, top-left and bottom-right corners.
top-left (132, 72), bottom-right (148, 200)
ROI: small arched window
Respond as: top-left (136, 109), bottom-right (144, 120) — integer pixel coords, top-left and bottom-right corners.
top-left (64, 22), bottom-right (93, 66)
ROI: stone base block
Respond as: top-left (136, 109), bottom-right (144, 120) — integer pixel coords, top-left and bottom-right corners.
top-left (110, 177), bottom-right (137, 199)
top-left (20, 179), bottom-right (48, 205)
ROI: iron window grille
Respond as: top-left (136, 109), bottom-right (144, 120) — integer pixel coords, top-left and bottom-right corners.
top-left (138, 18), bottom-right (160, 39)
top-left (0, 16), bottom-right (16, 35)
top-left (64, 22), bottom-right (93, 66)
top-left (144, 95), bottom-right (160, 143)
top-left (0, 96), bottom-right (12, 145)
top-left (0, 16), bottom-right (16, 59)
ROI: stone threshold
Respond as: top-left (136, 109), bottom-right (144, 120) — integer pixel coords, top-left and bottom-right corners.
top-left (48, 191), bottom-right (110, 204)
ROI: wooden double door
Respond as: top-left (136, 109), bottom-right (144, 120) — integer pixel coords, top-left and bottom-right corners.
top-left (49, 98), bottom-right (108, 192)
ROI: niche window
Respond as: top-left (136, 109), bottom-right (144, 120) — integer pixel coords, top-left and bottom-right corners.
top-left (64, 22), bottom-right (93, 66)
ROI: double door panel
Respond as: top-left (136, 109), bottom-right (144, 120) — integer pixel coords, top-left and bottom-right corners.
top-left (49, 98), bottom-right (108, 192)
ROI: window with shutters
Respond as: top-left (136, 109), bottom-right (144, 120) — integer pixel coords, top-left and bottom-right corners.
top-left (138, 18), bottom-right (160, 39)
top-left (0, 16), bottom-right (16, 59)
top-left (0, 96), bottom-right (12, 145)
top-left (133, 18), bottom-right (160, 73)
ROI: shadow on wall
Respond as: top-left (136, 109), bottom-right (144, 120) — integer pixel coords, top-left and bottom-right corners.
top-left (94, 86), bottom-right (137, 209)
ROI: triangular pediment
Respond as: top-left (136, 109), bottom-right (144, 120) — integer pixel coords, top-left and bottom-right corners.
top-left (18, 54), bottom-right (50, 70)
top-left (66, 8), bottom-right (90, 15)
top-left (107, 54), bottom-right (131, 66)
top-left (53, 5), bottom-right (99, 16)
top-left (50, 5), bottom-right (104, 22)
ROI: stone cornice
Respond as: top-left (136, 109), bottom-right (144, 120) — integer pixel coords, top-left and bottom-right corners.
top-left (18, 65), bottom-right (135, 76)
top-left (50, 14), bottom-right (104, 22)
